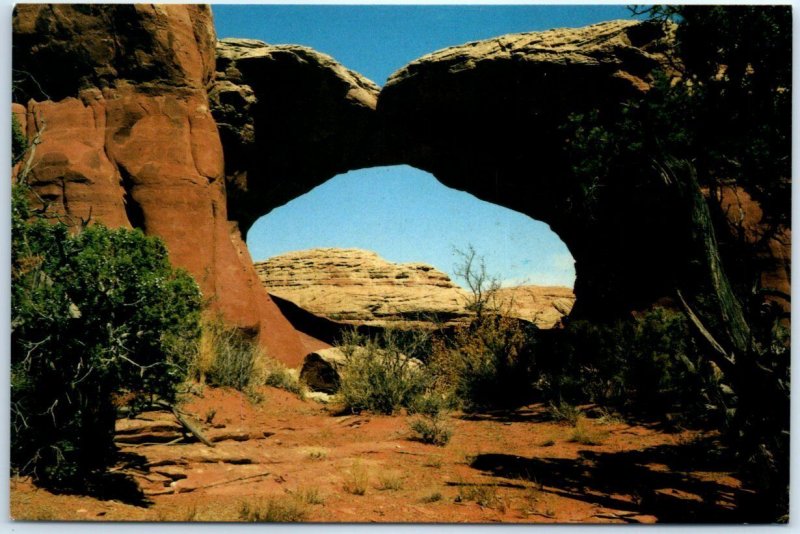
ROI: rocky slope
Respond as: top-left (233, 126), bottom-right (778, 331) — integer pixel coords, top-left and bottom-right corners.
top-left (255, 248), bottom-right (574, 328)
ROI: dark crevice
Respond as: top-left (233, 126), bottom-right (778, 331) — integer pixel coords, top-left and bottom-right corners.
top-left (118, 165), bottom-right (145, 230)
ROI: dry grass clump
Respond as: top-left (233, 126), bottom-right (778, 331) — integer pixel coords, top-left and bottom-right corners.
top-left (264, 359), bottom-right (305, 397)
top-left (196, 316), bottom-right (264, 400)
top-left (306, 447), bottom-right (329, 461)
top-left (291, 487), bottom-right (325, 505)
top-left (238, 496), bottom-right (308, 522)
top-left (376, 472), bottom-right (404, 491)
top-left (420, 491), bottom-right (443, 503)
top-left (546, 401), bottom-right (582, 425)
top-left (567, 417), bottom-right (609, 445)
top-left (456, 484), bottom-right (507, 511)
top-left (194, 315), bottom-right (306, 401)
top-left (423, 456), bottom-right (443, 468)
top-left (343, 461), bottom-right (369, 496)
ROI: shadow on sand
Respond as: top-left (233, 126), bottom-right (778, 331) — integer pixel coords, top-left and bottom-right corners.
top-left (44, 451), bottom-right (152, 508)
top-left (468, 436), bottom-right (756, 523)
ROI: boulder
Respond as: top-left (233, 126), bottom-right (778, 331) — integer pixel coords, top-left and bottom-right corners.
top-left (300, 348), bottom-right (348, 394)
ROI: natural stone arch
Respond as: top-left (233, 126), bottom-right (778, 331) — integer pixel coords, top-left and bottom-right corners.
top-left (12, 5), bottom-right (778, 365)
top-left (210, 21), bottom-right (680, 323)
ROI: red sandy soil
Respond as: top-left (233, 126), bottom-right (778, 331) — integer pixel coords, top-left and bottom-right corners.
top-left (10, 385), bottom-right (748, 523)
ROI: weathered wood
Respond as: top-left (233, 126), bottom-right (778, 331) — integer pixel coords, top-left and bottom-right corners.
top-left (123, 436), bottom-right (184, 448)
top-left (676, 289), bottom-right (736, 376)
top-left (656, 157), bottom-right (751, 356)
top-left (170, 406), bottom-right (214, 448)
top-left (145, 471), bottom-right (271, 496)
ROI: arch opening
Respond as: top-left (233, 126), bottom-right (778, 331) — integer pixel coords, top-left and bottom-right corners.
top-left (245, 165), bottom-right (576, 331)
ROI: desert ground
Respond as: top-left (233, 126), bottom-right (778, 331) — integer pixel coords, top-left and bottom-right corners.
top-left (11, 385), bottom-right (747, 523)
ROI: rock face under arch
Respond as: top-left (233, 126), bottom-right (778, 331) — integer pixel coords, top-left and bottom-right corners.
top-left (13, 6), bottom-right (790, 365)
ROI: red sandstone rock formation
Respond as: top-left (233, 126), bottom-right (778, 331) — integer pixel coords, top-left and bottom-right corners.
top-left (12, 4), bottom-right (306, 365)
top-left (709, 186), bottom-right (791, 314)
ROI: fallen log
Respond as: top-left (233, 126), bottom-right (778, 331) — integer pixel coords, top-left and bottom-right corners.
top-left (146, 471), bottom-right (271, 496)
top-left (170, 406), bottom-right (214, 448)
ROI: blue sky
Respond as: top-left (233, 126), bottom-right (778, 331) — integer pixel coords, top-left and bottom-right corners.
top-left (213, 5), bottom-right (636, 287)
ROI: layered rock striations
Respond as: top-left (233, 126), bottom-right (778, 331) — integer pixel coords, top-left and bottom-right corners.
top-left (255, 248), bottom-right (470, 328)
top-left (255, 248), bottom-right (574, 328)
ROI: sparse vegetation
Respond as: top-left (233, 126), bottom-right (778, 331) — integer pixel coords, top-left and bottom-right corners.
top-left (409, 417), bottom-right (452, 447)
top-left (336, 329), bottom-right (430, 415)
top-left (238, 496), bottom-right (308, 522)
top-left (343, 461), bottom-right (369, 496)
top-left (420, 491), bottom-right (443, 503)
top-left (264, 359), bottom-right (305, 396)
top-left (292, 487), bottom-right (325, 505)
top-left (546, 401), bottom-right (582, 426)
top-left (376, 472), bottom-right (404, 491)
top-left (423, 456), bottom-right (443, 468)
top-left (200, 316), bottom-right (262, 398)
top-left (567, 417), bottom-right (608, 446)
top-left (307, 447), bottom-right (328, 461)
top-left (409, 393), bottom-right (453, 446)
top-left (456, 484), bottom-right (506, 511)
top-left (198, 316), bottom-right (305, 401)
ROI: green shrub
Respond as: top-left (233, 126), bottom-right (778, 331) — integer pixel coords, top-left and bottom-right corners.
top-left (534, 308), bottom-right (722, 425)
top-left (409, 416), bottom-right (452, 446)
top-left (546, 401), bottom-right (582, 426)
top-left (201, 317), bottom-right (261, 396)
top-left (336, 329), bottom-right (429, 415)
top-left (429, 315), bottom-right (536, 411)
top-left (420, 247), bottom-right (539, 412)
top-left (264, 360), bottom-right (305, 396)
top-left (408, 392), bottom-right (453, 446)
top-left (11, 184), bottom-right (202, 487)
top-left (12, 114), bottom-right (27, 164)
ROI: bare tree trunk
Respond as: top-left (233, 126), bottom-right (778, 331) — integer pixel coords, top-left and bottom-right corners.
top-left (657, 156), bottom-right (788, 521)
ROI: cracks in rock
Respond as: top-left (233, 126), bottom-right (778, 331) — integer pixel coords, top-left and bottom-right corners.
top-left (118, 163), bottom-right (146, 230)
